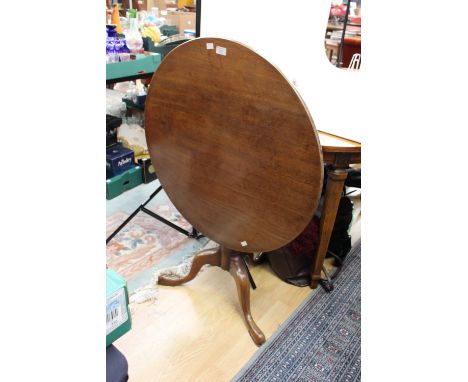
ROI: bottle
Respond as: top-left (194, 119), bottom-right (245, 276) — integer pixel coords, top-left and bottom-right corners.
top-left (111, 4), bottom-right (123, 34)
top-left (124, 9), bottom-right (143, 53)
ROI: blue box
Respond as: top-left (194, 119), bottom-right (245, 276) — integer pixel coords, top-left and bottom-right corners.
top-left (106, 144), bottom-right (135, 179)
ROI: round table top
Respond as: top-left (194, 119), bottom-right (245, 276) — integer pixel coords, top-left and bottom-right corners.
top-left (145, 38), bottom-right (323, 252)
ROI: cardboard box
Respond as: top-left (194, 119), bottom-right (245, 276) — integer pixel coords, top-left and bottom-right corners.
top-left (165, 11), bottom-right (196, 33)
top-left (136, 0), bottom-right (169, 11)
top-left (138, 157), bottom-right (157, 183)
top-left (106, 144), bottom-right (135, 179)
top-left (106, 269), bottom-right (132, 347)
top-left (146, 0), bottom-right (168, 11)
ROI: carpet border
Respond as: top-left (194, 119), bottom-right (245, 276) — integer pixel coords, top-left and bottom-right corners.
top-left (231, 238), bottom-right (361, 382)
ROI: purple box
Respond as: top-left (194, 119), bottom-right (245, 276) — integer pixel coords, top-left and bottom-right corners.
top-left (106, 144), bottom-right (135, 179)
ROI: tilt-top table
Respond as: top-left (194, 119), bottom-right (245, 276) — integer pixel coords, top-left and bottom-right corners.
top-left (145, 37), bottom-right (324, 345)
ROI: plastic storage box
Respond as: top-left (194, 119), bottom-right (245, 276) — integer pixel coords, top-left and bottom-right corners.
top-left (106, 269), bottom-right (131, 347)
top-left (106, 165), bottom-right (143, 200)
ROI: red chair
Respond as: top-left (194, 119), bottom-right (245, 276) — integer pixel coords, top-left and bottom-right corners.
top-left (341, 37), bottom-right (361, 68)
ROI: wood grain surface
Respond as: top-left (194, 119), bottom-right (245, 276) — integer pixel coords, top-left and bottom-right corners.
top-left (145, 37), bottom-right (323, 252)
top-left (115, 261), bottom-right (317, 381)
top-left (318, 131), bottom-right (361, 151)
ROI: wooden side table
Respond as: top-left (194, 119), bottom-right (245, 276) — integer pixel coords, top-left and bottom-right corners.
top-left (311, 131), bottom-right (361, 288)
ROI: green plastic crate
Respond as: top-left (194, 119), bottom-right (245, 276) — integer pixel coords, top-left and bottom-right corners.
top-left (144, 39), bottom-right (179, 60)
top-left (106, 269), bottom-right (131, 347)
top-left (106, 165), bottom-right (143, 200)
top-left (106, 52), bottom-right (161, 81)
top-left (160, 25), bottom-right (179, 37)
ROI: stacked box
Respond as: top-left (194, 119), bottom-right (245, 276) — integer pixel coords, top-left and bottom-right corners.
top-left (106, 114), bottom-right (122, 148)
top-left (106, 165), bottom-right (143, 200)
top-left (107, 129), bottom-right (118, 148)
top-left (138, 157), bottom-right (157, 183)
top-left (106, 144), bottom-right (135, 179)
top-left (165, 11), bottom-right (196, 34)
top-left (106, 269), bottom-right (132, 347)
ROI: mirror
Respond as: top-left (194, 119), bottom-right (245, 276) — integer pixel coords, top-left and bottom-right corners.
top-left (324, 0), bottom-right (361, 69)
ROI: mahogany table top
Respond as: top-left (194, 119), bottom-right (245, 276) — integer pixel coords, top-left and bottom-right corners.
top-left (145, 38), bottom-right (323, 252)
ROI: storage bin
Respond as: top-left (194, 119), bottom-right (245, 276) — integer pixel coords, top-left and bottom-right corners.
top-left (106, 269), bottom-right (132, 347)
top-left (106, 165), bottom-right (143, 200)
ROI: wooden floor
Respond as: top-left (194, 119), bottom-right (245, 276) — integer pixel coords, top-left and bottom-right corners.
top-left (115, 261), bottom-right (315, 381)
top-left (115, 192), bottom-right (361, 382)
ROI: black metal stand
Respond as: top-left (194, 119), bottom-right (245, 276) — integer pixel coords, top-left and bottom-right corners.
top-left (196, 0), bottom-right (202, 38)
top-left (242, 255), bottom-right (257, 290)
top-left (106, 185), bottom-right (204, 244)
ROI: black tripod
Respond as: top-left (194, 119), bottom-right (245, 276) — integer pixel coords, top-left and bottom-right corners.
top-left (106, 185), bottom-right (204, 244)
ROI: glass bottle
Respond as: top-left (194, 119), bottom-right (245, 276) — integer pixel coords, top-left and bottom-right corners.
top-left (124, 9), bottom-right (143, 53)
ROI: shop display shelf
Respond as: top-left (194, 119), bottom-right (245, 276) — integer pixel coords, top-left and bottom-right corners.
top-left (106, 52), bottom-right (161, 84)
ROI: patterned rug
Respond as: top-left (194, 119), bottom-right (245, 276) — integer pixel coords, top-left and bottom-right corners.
top-left (106, 203), bottom-right (210, 293)
top-left (232, 240), bottom-right (361, 382)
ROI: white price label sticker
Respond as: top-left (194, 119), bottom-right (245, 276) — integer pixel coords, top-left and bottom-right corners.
top-left (206, 43), bottom-right (214, 50)
top-left (106, 288), bottom-right (129, 335)
top-left (240, 241), bottom-right (248, 247)
top-left (216, 46), bottom-right (227, 56)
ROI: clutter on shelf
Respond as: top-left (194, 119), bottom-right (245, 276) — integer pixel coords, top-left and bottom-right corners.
top-left (106, 5), bottom-right (196, 64)
top-left (106, 80), bottom-right (156, 200)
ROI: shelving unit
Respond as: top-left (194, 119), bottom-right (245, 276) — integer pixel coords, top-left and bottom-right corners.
top-left (106, 52), bottom-right (161, 85)
top-left (106, 53), bottom-right (203, 241)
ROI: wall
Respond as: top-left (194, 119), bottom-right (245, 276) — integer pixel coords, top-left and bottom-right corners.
top-left (201, 0), bottom-right (363, 141)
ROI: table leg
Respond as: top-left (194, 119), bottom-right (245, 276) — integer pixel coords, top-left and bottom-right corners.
top-left (229, 254), bottom-right (266, 346)
top-left (310, 169), bottom-right (348, 289)
top-left (158, 247), bottom-right (221, 286)
top-left (158, 245), bottom-right (266, 345)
